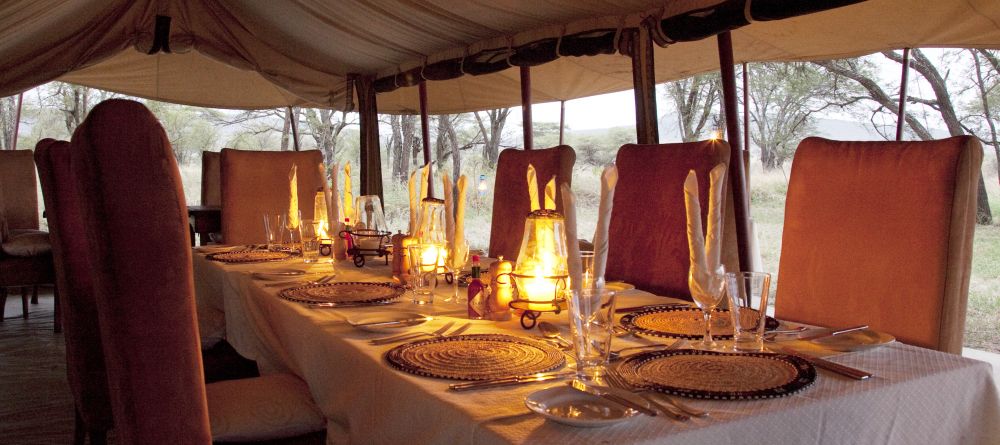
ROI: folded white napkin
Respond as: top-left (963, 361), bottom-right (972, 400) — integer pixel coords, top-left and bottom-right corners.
top-left (287, 164), bottom-right (299, 229)
top-left (319, 162), bottom-right (331, 230)
top-left (684, 164), bottom-right (727, 293)
top-left (408, 169), bottom-right (419, 234)
top-left (453, 175), bottom-right (468, 268)
top-left (443, 175), bottom-right (456, 248)
top-left (527, 164), bottom-right (540, 211)
top-left (343, 162), bottom-right (355, 223)
top-left (329, 163), bottom-right (347, 259)
top-left (543, 176), bottom-right (556, 210)
top-left (419, 164), bottom-right (430, 202)
top-left (591, 165), bottom-right (618, 286)
top-left (560, 182), bottom-right (583, 295)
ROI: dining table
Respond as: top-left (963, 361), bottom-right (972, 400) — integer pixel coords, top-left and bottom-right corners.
top-left (192, 248), bottom-right (1000, 445)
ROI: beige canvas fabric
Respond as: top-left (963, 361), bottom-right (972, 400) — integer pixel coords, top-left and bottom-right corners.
top-left (1, 0), bottom-right (999, 112)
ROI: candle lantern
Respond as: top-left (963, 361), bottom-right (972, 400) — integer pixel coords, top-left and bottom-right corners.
top-left (509, 209), bottom-right (569, 329)
top-left (339, 195), bottom-right (391, 267)
top-left (314, 188), bottom-right (333, 256)
top-left (415, 198), bottom-right (449, 273)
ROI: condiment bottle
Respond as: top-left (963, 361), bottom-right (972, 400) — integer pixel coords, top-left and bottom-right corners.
top-left (343, 218), bottom-right (354, 252)
top-left (467, 255), bottom-right (486, 319)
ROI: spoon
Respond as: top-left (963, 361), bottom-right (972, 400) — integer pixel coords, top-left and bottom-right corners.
top-left (538, 322), bottom-right (572, 349)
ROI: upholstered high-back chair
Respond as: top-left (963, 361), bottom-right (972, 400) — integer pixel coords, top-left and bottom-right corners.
top-left (0, 149), bottom-right (55, 327)
top-left (605, 141), bottom-right (740, 300)
top-left (775, 136), bottom-right (982, 354)
top-left (34, 139), bottom-right (112, 445)
top-left (220, 148), bottom-right (324, 245)
top-left (201, 150), bottom-right (222, 206)
top-left (488, 146), bottom-right (575, 260)
top-left (69, 99), bottom-right (325, 444)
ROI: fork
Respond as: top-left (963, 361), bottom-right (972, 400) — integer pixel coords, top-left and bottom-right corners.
top-left (264, 274), bottom-right (334, 288)
top-left (604, 370), bottom-right (689, 421)
top-left (369, 321), bottom-right (457, 345)
top-left (608, 369), bottom-right (708, 418)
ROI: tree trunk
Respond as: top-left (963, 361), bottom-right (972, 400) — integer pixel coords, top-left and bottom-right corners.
top-left (280, 109), bottom-right (291, 151)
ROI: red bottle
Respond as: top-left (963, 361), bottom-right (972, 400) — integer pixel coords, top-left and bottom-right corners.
top-left (343, 218), bottom-right (355, 251)
top-left (467, 255), bottom-right (486, 319)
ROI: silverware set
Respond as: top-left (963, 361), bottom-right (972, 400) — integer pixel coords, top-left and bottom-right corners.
top-left (449, 371), bottom-right (575, 391)
top-left (369, 321), bottom-right (471, 345)
top-left (263, 274), bottom-right (335, 288)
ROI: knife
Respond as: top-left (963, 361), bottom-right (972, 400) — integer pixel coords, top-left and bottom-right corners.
top-left (798, 325), bottom-right (869, 341)
top-left (568, 380), bottom-right (657, 416)
top-left (352, 316), bottom-right (430, 327)
top-left (615, 303), bottom-right (690, 314)
top-left (769, 345), bottom-right (872, 380)
top-left (448, 371), bottom-right (575, 391)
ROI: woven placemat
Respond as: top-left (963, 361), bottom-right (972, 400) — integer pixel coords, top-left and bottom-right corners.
top-left (278, 282), bottom-right (403, 305)
top-left (206, 250), bottom-right (292, 263)
top-left (385, 334), bottom-right (566, 381)
top-left (616, 349), bottom-right (815, 400)
top-left (620, 306), bottom-right (779, 339)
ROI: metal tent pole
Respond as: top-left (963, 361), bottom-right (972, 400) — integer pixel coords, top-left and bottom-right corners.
top-left (717, 31), bottom-right (753, 271)
top-left (895, 48), bottom-right (911, 141)
top-left (418, 80), bottom-right (434, 198)
top-left (286, 106), bottom-right (300, 151)
top-left (558, 100), bottom-right (565, 146)
top-left (12, 92), bottom-right (23, 150)
top-left (630, 27), bottom-right (658, 145)
top-left (521, 66), bottom-right (533, 150)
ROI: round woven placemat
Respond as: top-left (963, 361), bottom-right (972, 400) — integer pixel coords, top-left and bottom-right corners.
top-left (616, 349), bottom-right (815, 400)
top-left (620, 306), bottom-right (779, 339)
top-left (278, 282), bottom-right (404, 305)
top-left (206, 250), bottom-right (292, 263)
top-left (385, 334), bottom-right (566, 381)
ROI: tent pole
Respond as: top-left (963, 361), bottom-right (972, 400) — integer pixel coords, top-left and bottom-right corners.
top-left (419, 81), bottom-right (434, 198)
top-left (630, 27), bottom-right (658, 145)
top-left (742, 62), bottom-right (750, 188)
top-left (286, 106), bottom-right (300, 151)
top-left (559, 100), bottom-right (565, 146)
top-left (356, 75), bottom-right (383, 201)
top-left (11, 92), bottom-right (23, 150)
top-left (717, 31), bottom-right (752, 272)
top-left (521, 66), bottom-right (533, 150)
top-left (895, 48), bottom-right (911, 141)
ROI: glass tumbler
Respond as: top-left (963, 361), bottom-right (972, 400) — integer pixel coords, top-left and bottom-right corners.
top-left (725, 271), bottom-right (772, 352)
top-left (567, 288), bottom-right (617, 381)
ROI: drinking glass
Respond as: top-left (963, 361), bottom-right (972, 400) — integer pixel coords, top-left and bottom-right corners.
top-left (408, 243), bottom-right (444, 304)
top-left (279, 211), bottom-right (303, 254)
top-left (567, 288), bottom-right (617, 381)
top-left (689, 266), bottom-right (727, 350)
top-left (300, 219), bottom-right (322, 263)
top-left (263, 213), bottom-right (282, 251)
top-left (579, 250), bottom-right (595, 289)
top-left (725, 271), bottom-right (772, 352)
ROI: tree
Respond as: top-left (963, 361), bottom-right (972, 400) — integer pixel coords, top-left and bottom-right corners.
top-left (748, 62), bottom-right (836, 169)
top-left (302, 108), bottom-right (355, 164)
top-left (665, 72), bottom-right (721, 142)
top-left (0, 95), bottom-right (16, 150)
top-left (145, 101), bottom-right (222, 164)
top-left (967, 50), bottom-right (1000, 187)
top-left (473, 108), bottom-right (510, 168)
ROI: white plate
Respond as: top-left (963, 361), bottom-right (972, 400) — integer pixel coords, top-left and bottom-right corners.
top-left (346, 311), bottom-right (430, 332)
top-left (524, 385), bottom-right (640, 427)
top-left (812, 329), bottom-right (895, 352)
top-left (604, 281), bottom-right (636, 292)
top-left (252, 269), bottom-right (307, 281)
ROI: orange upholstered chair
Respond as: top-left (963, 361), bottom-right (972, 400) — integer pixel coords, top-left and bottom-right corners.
top-left (34, 139), bottom-right (112, 445)
top-left (775, 136), bottom-right (982, 354)
top-left (220, 148), bottom-right (324, 245)
top-left (488, 146), bottom-right (575, 260)
top-left (69, 99), bottom-right (324, 444)
top-left (0, 149), bottom-right (56, 328)
top-left (605, 141), bottom-right (741, 300)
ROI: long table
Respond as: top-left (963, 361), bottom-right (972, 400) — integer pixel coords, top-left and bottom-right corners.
top-left (193, 250), bottom-right (1000, 444)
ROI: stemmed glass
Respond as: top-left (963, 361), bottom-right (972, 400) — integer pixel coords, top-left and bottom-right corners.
top-left (688, 266), bottom-right (727, 350)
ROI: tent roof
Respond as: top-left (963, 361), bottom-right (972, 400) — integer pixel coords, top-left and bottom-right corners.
top-left (2, 0), bottom-right (999, 113)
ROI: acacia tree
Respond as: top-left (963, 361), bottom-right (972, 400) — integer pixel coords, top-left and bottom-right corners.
top-left (967, 49), bottom-right (1000, 185)
top-left (473, 108), bottom-right (510, 168)
top-left (665, 72), bottom-right (721, 142)
top-left (0, 95), bottom-right (16, 150)
top-left (302, 108), bottom-right (355, 164)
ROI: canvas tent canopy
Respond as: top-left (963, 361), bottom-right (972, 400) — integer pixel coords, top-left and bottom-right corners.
top-left (1, 0), bottom-right (999, 114)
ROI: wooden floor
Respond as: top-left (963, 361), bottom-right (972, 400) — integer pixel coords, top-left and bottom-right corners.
top-left (0, 288), bottom-right (75, 445)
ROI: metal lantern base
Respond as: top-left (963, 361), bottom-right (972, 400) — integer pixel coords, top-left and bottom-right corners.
top-left (509, 298), bottom-right (565, 330)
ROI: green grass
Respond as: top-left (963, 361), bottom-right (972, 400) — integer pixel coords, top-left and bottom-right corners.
top-left (750, 163), bottom-right (1000, 353)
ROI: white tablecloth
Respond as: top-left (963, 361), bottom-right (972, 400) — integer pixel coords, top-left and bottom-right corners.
top-left (193, 251), bottom-right (1000, 445)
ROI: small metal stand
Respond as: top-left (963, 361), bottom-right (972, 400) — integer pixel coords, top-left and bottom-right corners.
top-left (339, 229), bottom-right (391, 267)
top-left (508, 273), bottom-right (568, 329)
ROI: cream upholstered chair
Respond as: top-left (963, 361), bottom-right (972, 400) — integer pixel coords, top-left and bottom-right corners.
top-left (220, 148), bottom-right (325, 245)
top-left (605, 141), bottom-right (741, 300)
top-left (488, 146), bottom-right (575, 260)
top-left (69, 99), bottom-right (325, 444)
top-left (775, 136), bottom-right (982, 354)
top-left (0, 149), bottom-right (56, 329)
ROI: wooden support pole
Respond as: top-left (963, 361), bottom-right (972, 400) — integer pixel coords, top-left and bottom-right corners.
top-left (717, 31), bottom-right (753, 272)
top-left (356, 75), bottom-right (383, 200)
top-left (286, 106), bottom-right (300, 151)
top-left (742, 62), bottom-right (750, 188)
top-left (630, 26), bottom-right (659, 145)
top-left (12, 92), bottom-right (23, 150)
top-left (895, 48), bottom-right (911, 141)
top-left (418, 81), bottom-right (434, 198)
top-left (520, 66), bottom-right (533, 150)
top-left (559, 100), bottom-right (565, 146)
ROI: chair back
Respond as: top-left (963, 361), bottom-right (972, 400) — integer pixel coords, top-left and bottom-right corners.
top-left (488, 146), bottom-right (575, 260)
top-left (69, 99), bottom-right (211, 444)
top-left (220, 148), bottom-right (324, 245)
top-left (606, 141), bottom-right (740, 299)
top-left (775, 136), bottom-right (982, 354)
top-left (201, 151), bottom-right (222, 206)
top-left (0, 149), bottom-right (40, 233)
top-left (33, 139), bottom-right (113, 433)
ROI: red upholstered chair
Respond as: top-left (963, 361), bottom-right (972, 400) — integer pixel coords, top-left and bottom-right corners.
top-left (69, 99), bottom-right (325, 444)
top-left (34, 139), bottom-right (112, 445)
top-left (775, 136), bottom-right (982, 354)
top-left (488, 146), bottom-right (575, 260)
top-left (605, 141), bottom-right (741, 300)
top-left (220, 148), bottom-right (324, 245)
top-left (0, 149), bottom-right (56, 329)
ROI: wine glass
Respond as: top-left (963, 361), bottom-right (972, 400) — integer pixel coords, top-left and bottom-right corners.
top-left (689, 266), bottom-right (727, 350)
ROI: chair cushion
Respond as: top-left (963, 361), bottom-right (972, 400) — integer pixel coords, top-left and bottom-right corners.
top-left (206, 373), bottom-right (326, 442)
top-left (2, 229), bottom-right (52, 257)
